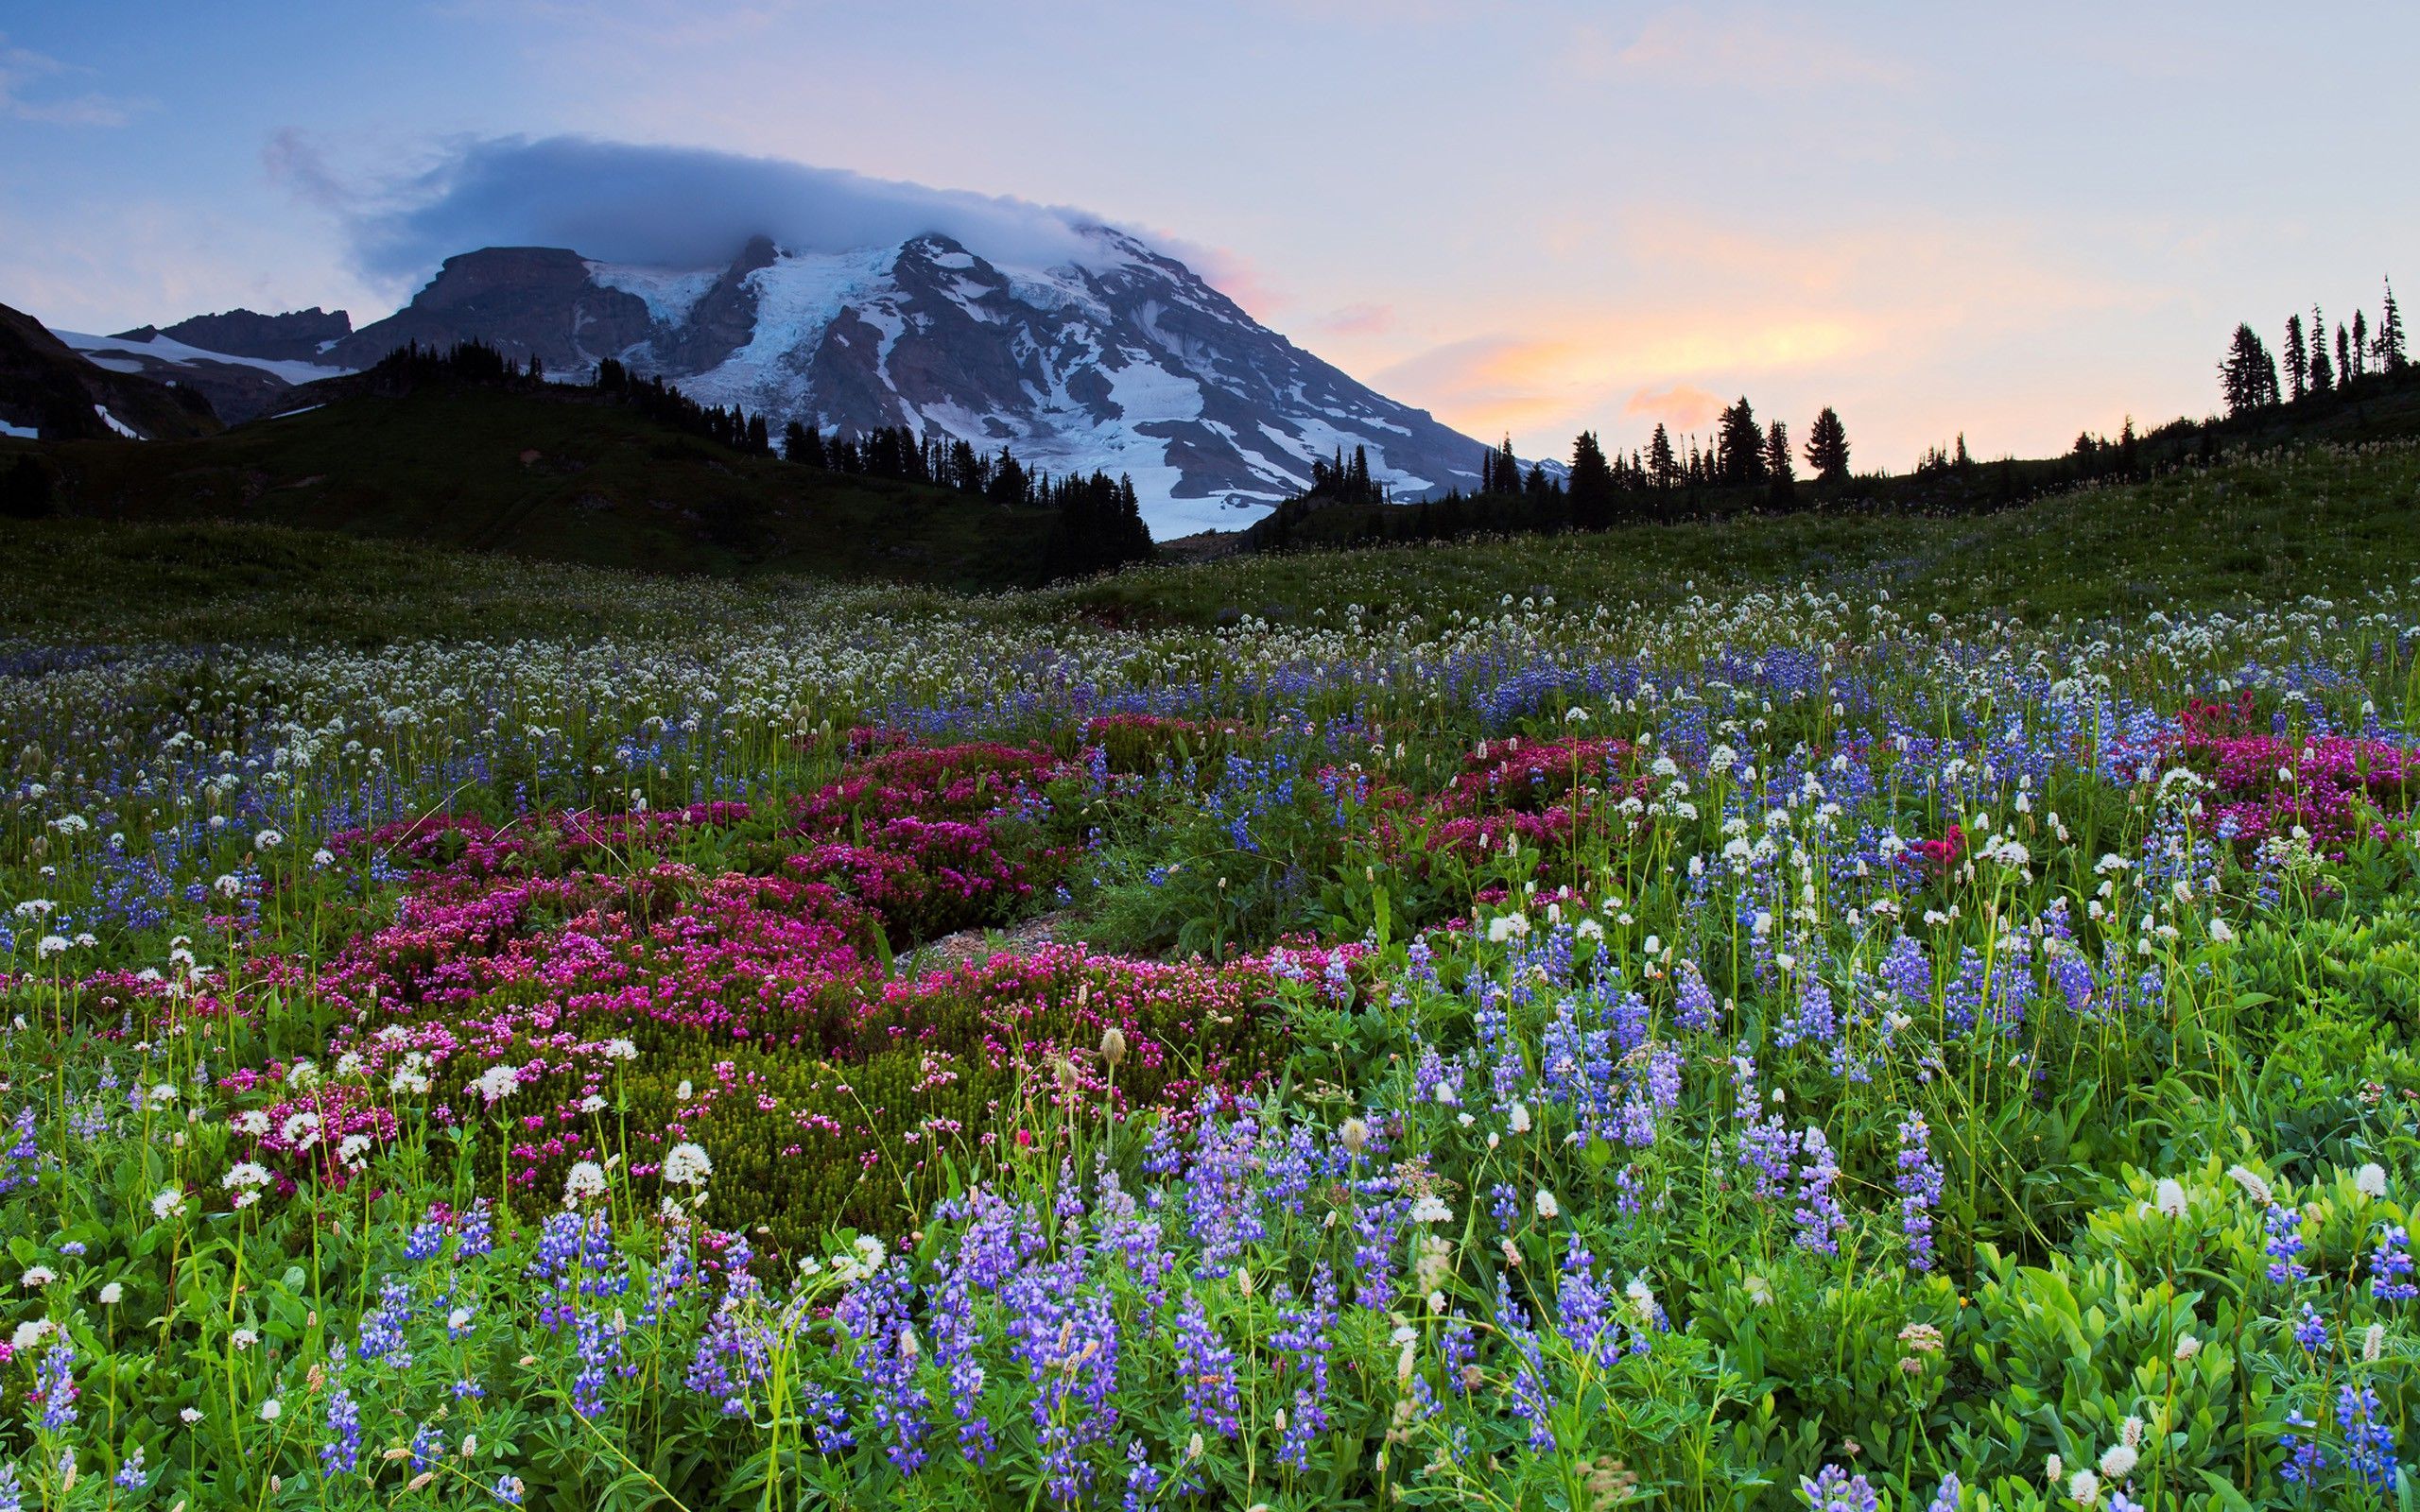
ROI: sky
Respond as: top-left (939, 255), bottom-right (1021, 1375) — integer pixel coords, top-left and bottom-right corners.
top-left (4, 1), bottom-right (2416, 471)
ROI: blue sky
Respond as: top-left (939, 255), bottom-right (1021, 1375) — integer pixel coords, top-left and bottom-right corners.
top-left (5, 1), bottom-right (2415, 467)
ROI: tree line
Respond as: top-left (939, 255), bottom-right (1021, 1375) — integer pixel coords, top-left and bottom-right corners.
top-left (356, 344), bottom-right (1150, 580)
top-left (1255, 397), bottom-right (1856, 549)
top-left (2220, 279), bottom-right (2406, 416)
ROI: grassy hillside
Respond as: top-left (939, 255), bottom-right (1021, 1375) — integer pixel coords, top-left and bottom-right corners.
top-left (1053, 438), bottom-right (2420, 627)
top-left (1251, 366), bottom-right (2420, 551)
top-left (4, 436), bottom-right (2414, 646)
top-left (2, 377), bottom-right (1056, 589)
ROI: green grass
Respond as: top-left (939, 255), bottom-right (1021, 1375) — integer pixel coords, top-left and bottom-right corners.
top-left (1054, 439), bottom-right (2420, 627)
top-left (4, 436), bottom-right (2414, 646)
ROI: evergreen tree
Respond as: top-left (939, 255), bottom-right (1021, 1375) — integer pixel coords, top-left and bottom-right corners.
top-left (2219, 323), bottom-right (2281, 415)
top-left (2337, 322), bottom-right (2354, 387)
top-left (1716, 397), bottom-right (1766, 485)
top-left (1954, 432), bottom-right (1972, 469)
top-left (2283, 314), bottom-right (2308, 401)
top-left (1566, 430), bottom-right (1615, 529)
top-left (2310, 305), bottom-right (2334, 393)
top-left (1762, 421), bottom-right (1795, 507)
top-left (1041, 470), bottom-right (1154, 579)
top-left (1803, 406), bottom-right (1850, 482)
top-left (1495, 436), bottom-right (1522, 495)
top-left (2352, 310), bottom-right (2369, 381)
top-left (1647, 423), bottom-right (1678, 490)
top-left (2380, 280), bottom-right (2408, 372)
top-left (986, 447), bottom-right (1030, 506)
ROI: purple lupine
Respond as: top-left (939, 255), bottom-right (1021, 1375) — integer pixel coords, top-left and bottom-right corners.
top-left (2342, 1383), bottom-right (2399, 1490)
top-left (1122, 1438), bottom-right (1164, 1512)
top-left (1776, 979), bottom-right (1838, 1052)
top-left (320, 1387), bottom-right (362, 1477)
top-left (2264, 1203), bottom-right (2309, 1285)
top-left (836, 1258), bottom-right (928, 1475)
top-left (1183, 1108), bottom-right (1269, 1277)
top-left (1793, 1126), bottom-right (1846, 1256)
top-left (2371, 1224), bottom-right (2416, 1302)
top-left (571, 1305), bottom-right (620, 1417)
top-left (1732, 1053), bottom-right (1794, 1201)
top-left (0, 1107), bottom-right (45, 1194)
top-left (1170, 1294), bottom-right (1242, 1438)
top-left (1003, 1254), bottom-right (1119, 1500)
top-left (1349, 1193), bottom-right (1405, 1307)
top-left (1440, 1311), bottom-right (1478, 1393)
top-left (1554, 1242), bottom-right (1624, 1368)
top-left (1493, 1272), bottom-right (1556, 1452)
top-left (409, 1423), bottom-right (445, 1470)
top-left (927, 1188), bottom-right (1045, 1463)
top-left (358, 1277), bottom-right (416, 1370)
top-left (2290, 1301), bottom-right (2327, 1354)
top-left (1270, 1264), bottom-right (1339, 1469)
top-left (1801, 1464), bottom-right (1881, 1512)
top-left (1895, 1113), bottom-right (1945, 1272)
top-left (34, 1334), bottom-right (76, 1432)
top-left (404, 1208), bottom-right (449, 1263)
top-left (1878, 934), bottom-right (1931, 1014)
top-left (456, 1198), bottom-right (495, 1259)
top-left (2279, 1409), bottom-right (2327, 1484)
top-left (1674, 959), bottom-right (1719, 1033)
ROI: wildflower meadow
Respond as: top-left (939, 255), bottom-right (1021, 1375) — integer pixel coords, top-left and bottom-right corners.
top-left (4, 446), bottom-right (2420, 1510)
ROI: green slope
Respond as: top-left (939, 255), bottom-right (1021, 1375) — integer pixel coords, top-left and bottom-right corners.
top-left (9, 378), bottom-right (1056, 589)
top-left (6, 437), bottom-right (2415, 648)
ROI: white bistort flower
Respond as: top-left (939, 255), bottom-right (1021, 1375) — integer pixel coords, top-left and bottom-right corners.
top-left (662, 1143), bottom-right (714, 1189)
top-left (562, 1161), bottom-right (608, 1207)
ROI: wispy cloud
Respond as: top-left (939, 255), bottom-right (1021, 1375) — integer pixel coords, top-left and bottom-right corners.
top-left (1625, 384), bottom-right (1725, 431)
top-left (1569, 6), bottom-right (1910, 89)
top-left (0, 35), bottom-right (148, 126)
top-left (1318, 302), bottom-right (1394, 336)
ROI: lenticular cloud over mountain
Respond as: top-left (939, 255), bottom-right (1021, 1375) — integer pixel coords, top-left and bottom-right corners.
top-left (346, 135), bottom-right (1112, 282)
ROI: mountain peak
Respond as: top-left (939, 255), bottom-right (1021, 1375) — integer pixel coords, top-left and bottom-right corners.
top-left (157, 224), bottom-right (1490, 535)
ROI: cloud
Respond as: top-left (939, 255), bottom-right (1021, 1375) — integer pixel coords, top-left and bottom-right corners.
top-left (275, 132), bottom-right (1140, 283)
top-left (0, 35), bottom-right (147, 126)
top-left (1625, 384), bottom-right (1725, 431)
top-left (1319, 302), bottom-right (1394, 336)
top-left (1571, 7), bottom-right (1909, 89)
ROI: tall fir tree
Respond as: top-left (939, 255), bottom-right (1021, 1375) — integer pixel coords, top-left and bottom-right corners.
top-left (2337, 322), bottom-right (2354, 387)
top-left (2220, 323), bottom-right (2280, 415)
top-left (2309, 305), bottom-right (2334, 393)
top-left (2379, 279), bottom-right (2408, 372)
top-left (1803, 406), bottom-right (1850, 482)
top-left (1647, 423), bottom-right (1678, 489)
top-left (2283, 314), bottom-right (2308, 401)
top-left (2352, 309), bottom-right (2369, 381)
top-left (1762, 420), bottom-right (1795, 506)
top-left (1566, 430), bottom-right (1615, 529)
top-left (1716, 397), bottom-right (1767, 486)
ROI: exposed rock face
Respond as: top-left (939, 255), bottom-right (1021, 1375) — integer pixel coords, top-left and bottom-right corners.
top-left (325, 249), bottom-right (657, 373)
top-left (122, 307), bottom-right (354, 363)
top-left (164, 227), bottom-right (1492, 534)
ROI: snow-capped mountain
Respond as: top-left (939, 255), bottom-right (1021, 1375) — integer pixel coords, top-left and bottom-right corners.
top-left (294, 226), bottom-right (1490, 536)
